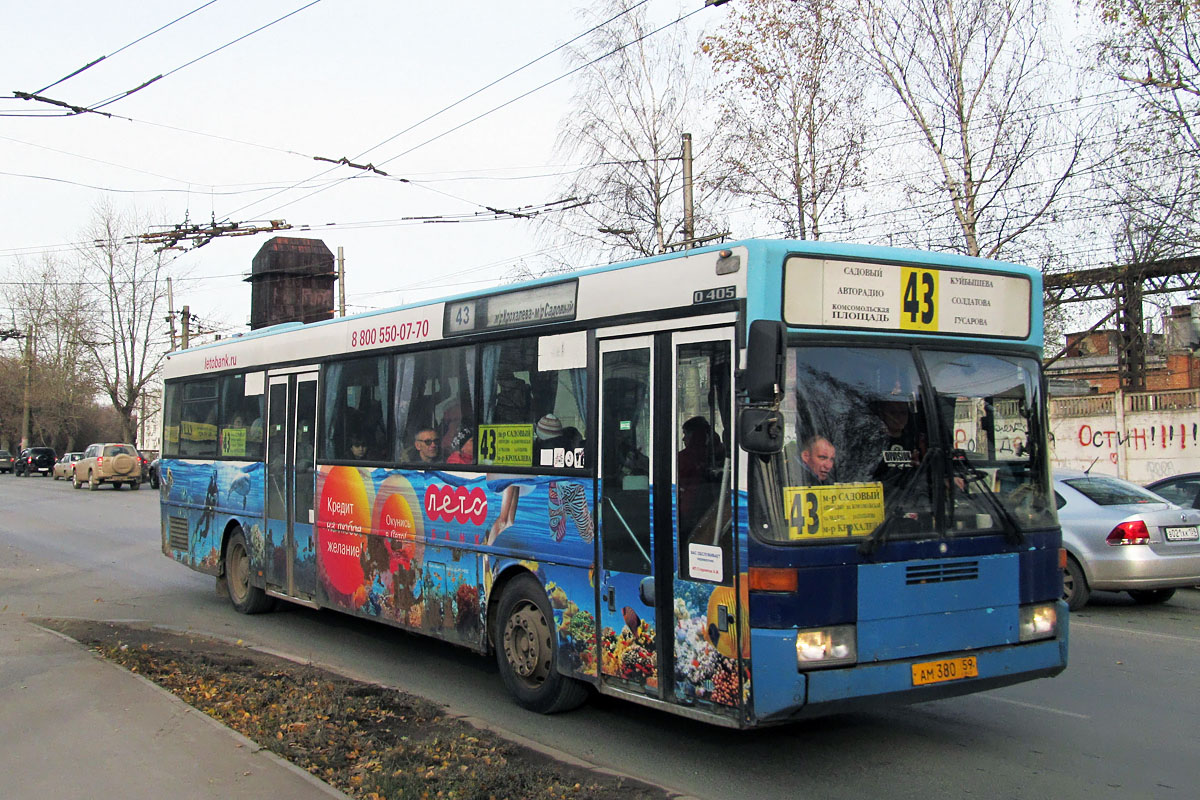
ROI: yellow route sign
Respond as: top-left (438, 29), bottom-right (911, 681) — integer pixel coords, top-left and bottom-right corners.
top-left (784, 482), bottom-right (885, 540)
top-left (477, 424), bottom-right (534, 467)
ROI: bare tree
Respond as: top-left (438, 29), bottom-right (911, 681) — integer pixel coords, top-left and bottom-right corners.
top-left (3, 254), bottom-right (101, 450)
top-left (547, 0), bottom-right (722, 262)
top-left (702, 0), bottom-right (869, 240)
top-left (1095, 0), bottom-right (1200, 241)
top-left (1097, 0), bottom-right (1200, 152)
top-left (856, 0), bottom-right (1081, 258)
top-left (78, 200), bottom-right (171, 445)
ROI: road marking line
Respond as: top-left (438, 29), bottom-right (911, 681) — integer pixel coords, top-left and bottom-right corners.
top-left (1071, 620), bottom-right (1200, 645)
top-left (980, 695), bottom-right (1090, 718)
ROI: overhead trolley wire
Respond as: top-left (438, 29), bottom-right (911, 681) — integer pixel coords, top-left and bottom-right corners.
top-left (32, 0), bottom-right (221, 95)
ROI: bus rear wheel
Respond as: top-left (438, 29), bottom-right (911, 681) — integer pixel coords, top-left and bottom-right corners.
top-left (495, 574), bottom-right (587, 714)
top-left (224, 529), bottom-right (273, 614)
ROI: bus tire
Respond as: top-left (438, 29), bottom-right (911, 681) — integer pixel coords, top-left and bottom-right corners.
top-left (1063, 555), bottom-right (1089, 611)
top-left (494, 573), bottom-right (587, 714)
top-left (224, 528), bottom-right (273, 614)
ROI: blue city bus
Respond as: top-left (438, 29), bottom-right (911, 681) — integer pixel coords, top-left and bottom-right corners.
top-left (159, 238), bottom-right (1066, 727)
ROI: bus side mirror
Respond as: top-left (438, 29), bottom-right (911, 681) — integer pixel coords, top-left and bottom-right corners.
top-left (740, 408), bottom-right (783, 454)
top-left (744, 320), bottom-right (784, 403)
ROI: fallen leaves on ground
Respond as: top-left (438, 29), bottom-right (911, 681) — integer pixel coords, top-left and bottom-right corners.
top-left (41, 619), bottom-right (670, 800)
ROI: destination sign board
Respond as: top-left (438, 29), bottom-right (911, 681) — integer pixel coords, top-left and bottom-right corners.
top-left (783, 257), bottom-right (1031, 339)
top-left (444, 280), bottom-right (578, 336)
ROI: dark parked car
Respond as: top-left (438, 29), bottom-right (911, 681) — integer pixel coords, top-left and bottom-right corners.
top-left (15, 447), bottom-right (57, 477)
top-left (0, 449), bottom-right (13, 473)
top-left (148, 458), bottom-right (161, 489)
top-left (1144, 473), bottom-right (1200, 509)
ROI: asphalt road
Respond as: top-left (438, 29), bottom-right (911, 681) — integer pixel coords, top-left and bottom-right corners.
top-left (2, 475), bottom-right (1198, 799)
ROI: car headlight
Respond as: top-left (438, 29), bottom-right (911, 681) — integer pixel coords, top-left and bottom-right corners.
top-left (1018, 602), bottom-right (1058, 642)
top-left (796, 625), bottom-right (857, 670)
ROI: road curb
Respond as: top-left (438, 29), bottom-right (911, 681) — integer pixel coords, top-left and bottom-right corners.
top-left (30, 621), bottom-right (354, 800)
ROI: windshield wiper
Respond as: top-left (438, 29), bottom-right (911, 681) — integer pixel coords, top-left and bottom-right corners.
top-left (949, 449), bottom-right (1024, 546)
top-left (858, 446), bottom-right (940, 557)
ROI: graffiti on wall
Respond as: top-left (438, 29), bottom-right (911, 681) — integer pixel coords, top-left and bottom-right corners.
top-left (1050, 409), bottom-right (1200, 482)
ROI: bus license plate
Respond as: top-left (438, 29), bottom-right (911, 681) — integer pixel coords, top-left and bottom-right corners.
top-left (1164, 526), bottom-right (1199, 542)
top-left (911, 656), bottom-right (978, 686)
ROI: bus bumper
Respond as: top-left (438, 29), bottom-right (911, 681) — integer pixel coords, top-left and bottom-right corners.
top-left (749, 613), bottom-right (1069, 723)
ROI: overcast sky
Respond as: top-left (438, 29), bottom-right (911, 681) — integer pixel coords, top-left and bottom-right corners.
top-left (2, 1), bottom-right (700, 338)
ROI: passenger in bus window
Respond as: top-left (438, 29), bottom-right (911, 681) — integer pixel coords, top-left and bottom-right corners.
top-left (446, 426), bottom-right (475, 465)
top-left (871, 399), bottom-right (920, 485)
top-left (493, 373), bottom-right (532, 423)
top-left (797, 434), bottom-right (836, 485)
top-left (406, 428), bottom-right (441, 463)
top-left (678, 416), bottom-right (720, 536)
top-left (349, 435), bottom-right (369, 461)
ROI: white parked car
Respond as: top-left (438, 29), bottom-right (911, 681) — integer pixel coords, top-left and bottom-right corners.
top-left (1056, 469), bottom-right (1200, 610)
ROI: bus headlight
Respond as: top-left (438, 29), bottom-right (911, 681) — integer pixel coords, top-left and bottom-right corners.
top-left (1018, 603), bottom-right (1058, 642)
top-left (795, 625), bottom-right (857, 670)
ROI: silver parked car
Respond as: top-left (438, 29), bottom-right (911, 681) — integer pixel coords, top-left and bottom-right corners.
top-left (1056, 469), bottom-right (1200, 610)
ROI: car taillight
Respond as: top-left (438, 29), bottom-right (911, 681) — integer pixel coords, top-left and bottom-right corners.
top-left (1107, 520), bottom-right (1150, 545)
top-left (97, 456), bottom-right (104, 467)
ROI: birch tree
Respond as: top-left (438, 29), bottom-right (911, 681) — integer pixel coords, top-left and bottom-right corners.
top-left (856, 0), bottom-right (1080, 258)
top-left (702, 0), bottom-right (868, 240)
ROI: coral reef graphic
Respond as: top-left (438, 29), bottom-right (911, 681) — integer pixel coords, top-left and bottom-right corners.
top-left (601, 611), bottom-right (657, 688)
top-left (551, 580), bottom-right (598, 677)
top-left (673, 581), bottom-right (750, 707)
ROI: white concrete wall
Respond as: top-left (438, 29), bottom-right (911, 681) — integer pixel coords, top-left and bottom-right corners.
top-left (1049, 390), bottom-right (1200, 483)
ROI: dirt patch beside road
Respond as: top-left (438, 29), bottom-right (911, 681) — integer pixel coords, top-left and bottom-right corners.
top-left (42, 618), bottom-right (673, 800)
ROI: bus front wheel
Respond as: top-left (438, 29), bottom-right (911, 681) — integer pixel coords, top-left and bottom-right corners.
top-left (495, 574), bottom-right (587, 714)
top-left (224, 528), bottom-right (273, 614)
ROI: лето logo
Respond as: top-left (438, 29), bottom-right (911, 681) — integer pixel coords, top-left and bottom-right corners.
top-left (423, 484), bottom-right (488, 526)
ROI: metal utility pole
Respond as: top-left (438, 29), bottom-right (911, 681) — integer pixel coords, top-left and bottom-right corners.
top-left (167, 276), bottom-right (178, 351)
top-left (682, 133), bottom-right (695, 246)
top-left (181, 305), bottom-right (191, 350)
top-left (338, 246), bottom-right (346, 317)
top-left (20, 326), bottom-right (32, 449)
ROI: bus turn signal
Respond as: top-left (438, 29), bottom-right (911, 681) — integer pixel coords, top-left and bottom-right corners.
top-left (748, 567), bottom-right (798, 592)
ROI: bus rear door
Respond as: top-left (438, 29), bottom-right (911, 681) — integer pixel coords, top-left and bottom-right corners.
top-left (265, 369), bottom-right (319, 603)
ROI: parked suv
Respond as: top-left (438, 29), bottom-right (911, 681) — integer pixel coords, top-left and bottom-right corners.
top-left (16, 447), bottom-right (56, 477)
top-left (73, 443), bottom-right (143, 490)
top-left (0, 449), bottom-right (13, 473)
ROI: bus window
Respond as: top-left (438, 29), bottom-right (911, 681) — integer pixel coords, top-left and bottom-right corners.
top-left (218, 373), bottom-right (265, 460)
top-left (393, 346), bottom-right (475, 465)
top-left (676, 340), bottom-right (732, 582)
top-left (322, 355), bottom-right (390, 461)
top-left (162, 383), bottom-right (181, 455)
top-left (179, 379), bottom-right (218, 458)
top-left (480, 338), bottom-right (587, 470)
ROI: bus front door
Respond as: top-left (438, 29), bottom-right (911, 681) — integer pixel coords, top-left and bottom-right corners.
top-left (597, 327), bottom-right (738, 713)
top-left (597, 335), bottom-right (666, 699)
top-left (265, 370), bottom-right (319, 602)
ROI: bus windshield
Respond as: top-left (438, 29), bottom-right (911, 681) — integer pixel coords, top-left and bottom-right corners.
top-left (759, 344), bottom-right (1056, 544)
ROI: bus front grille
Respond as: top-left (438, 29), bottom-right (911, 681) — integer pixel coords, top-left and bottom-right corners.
top-left (168, 516), bottom-right (189, 551)
top-left (905, 560), bottom-right (979, 584)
